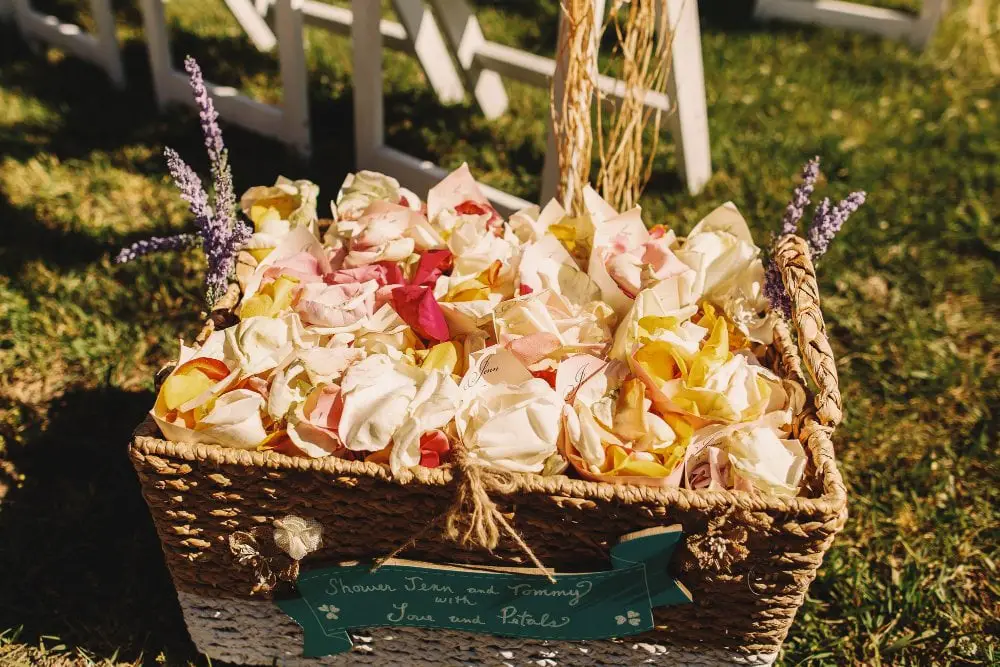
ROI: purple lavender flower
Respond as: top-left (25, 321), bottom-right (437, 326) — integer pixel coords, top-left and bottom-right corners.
top-left (164, 147), bottom-right (212, 228)
top-left (184, 56), bottom-right (237, 235)
top-left (766, 158), bottom-right (866, 319)
top-left (764, 259), bottom-right (792, 320)
top-left (117, 57), bottom-right (251, 306)
top-left (115, 233), bottom-right (199, 264)
top-left (807, 191), bottom-right (867, 259)
top-left (781, 156), bottom-right (820, 236)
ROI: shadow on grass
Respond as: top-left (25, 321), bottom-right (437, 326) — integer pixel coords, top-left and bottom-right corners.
top-left (0, 194), bottom-right (111, 275)
top-left (0, 9), bottom-right (548, 204)
top-left (0, 387), bottom-right (204, 665)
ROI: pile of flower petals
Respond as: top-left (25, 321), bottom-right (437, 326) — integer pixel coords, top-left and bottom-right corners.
top-left (152, 164), bottom-right (807, 497)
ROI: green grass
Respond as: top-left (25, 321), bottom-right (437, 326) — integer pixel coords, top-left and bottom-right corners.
top-left (1, 0), bottom-right (998, 664)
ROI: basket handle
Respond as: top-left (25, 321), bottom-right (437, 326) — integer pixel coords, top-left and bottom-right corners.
top-left (774, 234), bottom-right (843, 428)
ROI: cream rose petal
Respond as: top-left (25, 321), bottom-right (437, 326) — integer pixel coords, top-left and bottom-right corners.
top-left (726, 426), bottom-right (806, 496)
top-left (674, 202), bottom-right (759, 299)
top-left (224, 316), bottom-right (292, 377)
top-left (709, 258), bottom-right (779, 345)
top-left (338, 354), bottom-right (422, 452)
top-left (196, 389), bottom-right (268, 450)
top-left (351, 304), bottom-right (419, 357)
top-left (509, 199), bottom-right (570, 245)
top-left (390, 371), bottom-right (461, 476)
top-left (266, 361), bottom-right (311, 420)
top-left (519, 234), bottom-right (600, 305)
top-left (564, 402), bottom-right (622, 469)
top-left (332, 170), bottom-right (410, 223)
top-left (447, 217), bottom-right (519, 284)
top-left (457, 379), bottom-right (563, 473)
top-left (297, 346), bottom-right (366, 385)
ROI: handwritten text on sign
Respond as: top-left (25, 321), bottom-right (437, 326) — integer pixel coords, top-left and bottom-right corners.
top-left (276, 525), bottom-right (691, 657)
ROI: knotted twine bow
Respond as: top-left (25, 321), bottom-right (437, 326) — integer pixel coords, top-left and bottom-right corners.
top-left (374, 441), bottom-right (558, 584)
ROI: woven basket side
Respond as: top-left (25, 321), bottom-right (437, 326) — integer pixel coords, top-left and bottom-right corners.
top-left (130, 413), bottom-right (843, 655)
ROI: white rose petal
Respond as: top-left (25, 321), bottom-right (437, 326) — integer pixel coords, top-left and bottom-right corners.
top-left (456, 379), bottom-right (563, 473)
top-left (390, 371), bottom-right (461, 476)
top-left (338, 354), bottom-right (422, 452)
top-left (675, 202), bottom-right (759, 299)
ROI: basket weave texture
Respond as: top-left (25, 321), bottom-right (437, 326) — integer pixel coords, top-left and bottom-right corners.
top-left (129, 234), bottom-right (847, 659)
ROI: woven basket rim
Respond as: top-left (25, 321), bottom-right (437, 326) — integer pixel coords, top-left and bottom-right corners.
top-left (131, 408), bottom-right (847, 521)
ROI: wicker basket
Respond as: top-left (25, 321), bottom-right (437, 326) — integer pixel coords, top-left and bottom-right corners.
top-left (129, 235), bottom-right (847, 666)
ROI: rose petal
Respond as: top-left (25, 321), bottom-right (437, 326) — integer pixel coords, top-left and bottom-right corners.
top-left (391, 285), bottom-right (450, 342)
top-left (418, 430), bottom-right (451, 468)
top-left (411, 249), bottom-right (453, 287)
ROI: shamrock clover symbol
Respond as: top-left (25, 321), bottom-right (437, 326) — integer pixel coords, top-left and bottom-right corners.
top-left (318, 604), bottom-right (340, 620)
top-left (614, 610), bottom-right (641, 627)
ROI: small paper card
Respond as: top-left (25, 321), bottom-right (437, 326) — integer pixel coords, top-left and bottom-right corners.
top-left (276, 525), bottom-right (691, 657)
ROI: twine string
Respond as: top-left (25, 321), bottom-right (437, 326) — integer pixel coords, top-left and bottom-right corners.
top-left (376, 442), bottom-right (557, 584)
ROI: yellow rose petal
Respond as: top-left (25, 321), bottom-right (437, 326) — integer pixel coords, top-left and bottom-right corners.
top-left (269, 275), bottom-right (300, 313)
top-left (240, 293), bottom-right (275, 320)
top-left (634, 341), bottom-right (682, 386)
top-left (638, 315), bottom-right (681, 337)
top-left (160, 371), bottom-right (215, 412)
top-left (248, 247), bottom-right (274, 263)
top-left (613, 378), bottom-right (648, 442)
top-left (421, 341), bottom-right (461, 374)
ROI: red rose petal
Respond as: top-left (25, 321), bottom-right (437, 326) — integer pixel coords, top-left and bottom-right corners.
top-left (419, 450), bottom-right (441, 468)
top-left (418, 430), bottom-right (451, 468)
top-left (391, 285), bottom-right (450, 342)
top-left (375, 261), bottom-right (405, 286)
top-left (411, 249), bottom-right (453, 287)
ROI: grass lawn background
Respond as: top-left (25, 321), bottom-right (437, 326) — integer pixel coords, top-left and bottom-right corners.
top-left (0, 0), bottom-right (997, 664)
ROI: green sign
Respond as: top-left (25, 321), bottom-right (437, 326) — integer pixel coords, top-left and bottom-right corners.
top-left (276, 525), bottom-right (692, 657)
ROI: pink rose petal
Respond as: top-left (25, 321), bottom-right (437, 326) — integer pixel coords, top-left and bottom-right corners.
top-left (505, 333), bottom-right (562, 366)
top-left (305, 384), bottom-right (343, 430)
top-left (261, 251), bottom-right (325, 286)
top-left (296, 282), bottom-right (375, 328)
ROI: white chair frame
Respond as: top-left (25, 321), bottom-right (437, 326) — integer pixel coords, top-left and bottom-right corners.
top-left (348, 0), bottom-right (711, 210)
top-left (7, 0), bottom-right (713, 207)
top-left (755, 0), bottom-right (948, 50)
top-left (350, 0), bottom-right (531, 216)
top-left (138, 0), bottom-right (311, 157)
top-left (11, 0), bottom-right (124, 87)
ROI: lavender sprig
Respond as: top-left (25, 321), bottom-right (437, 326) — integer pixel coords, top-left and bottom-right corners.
top-left (183, 56), bottom-right (237, 234)
top-left (164, 147), bottom-right (212, 227)
top-left (807, 191), bottom-right (867, 260)
top-left (765, 158), bottom-right (867, 319)
top-left (781, 156), bottom-right (820, 236)
top-left (115, 234), bottom-right (200, 264)
top-left (117, 56), bottom-right (251, 306)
